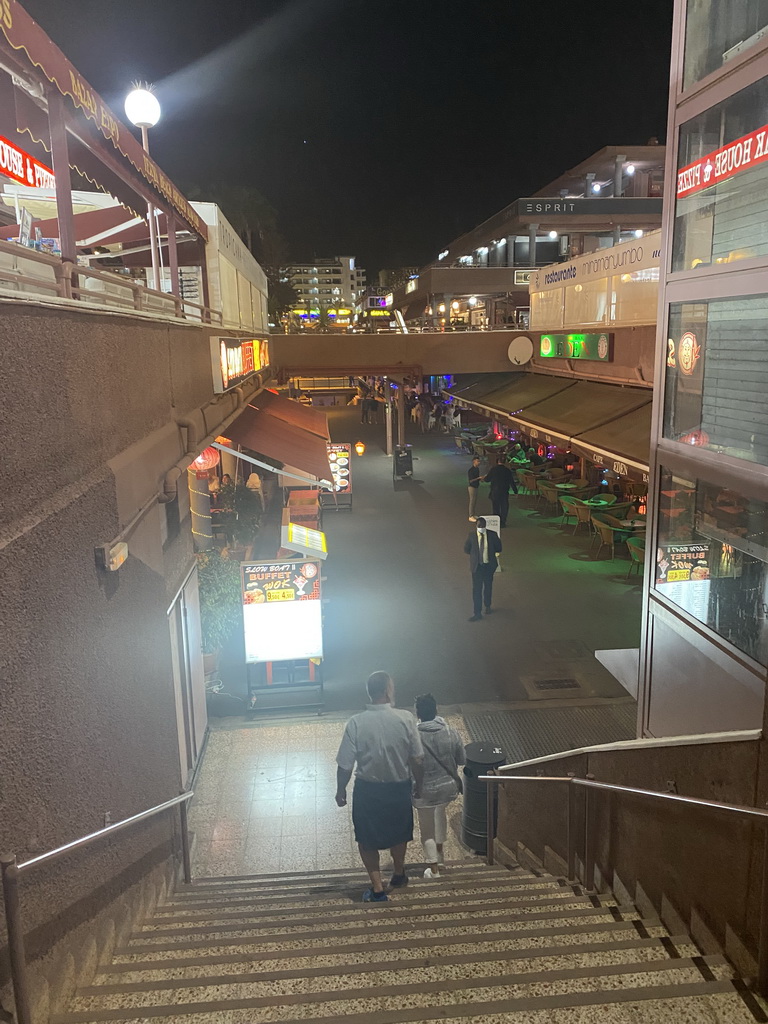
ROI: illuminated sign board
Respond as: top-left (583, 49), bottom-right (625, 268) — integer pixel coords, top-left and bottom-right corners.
top-left (211, 337), bottom-right (269, 392)
top-left (655, 543), bottom-right (710, 621)
top-left (539, 333), bottom-right (613, 362)
top-left (0, 135), bottom-right (55, 189)
top-left (327, 443), bottom-right (352, 493)
top-left (241, 560), bottom-right (323, 663)
top-left (677, 122), bottom-right (768, 199)
top-left (280, 523), bottom-right (328, 560)
top-left (514, 270), bottom-right (534, 286)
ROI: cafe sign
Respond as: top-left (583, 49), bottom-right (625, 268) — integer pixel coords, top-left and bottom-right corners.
top-left (539, 333), bottom-right (613, 362)
top-left (211, 337), bottom-right (269, 393)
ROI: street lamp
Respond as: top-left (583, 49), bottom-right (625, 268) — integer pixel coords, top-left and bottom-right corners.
top-left (125, 85), bottom-right (162, 292)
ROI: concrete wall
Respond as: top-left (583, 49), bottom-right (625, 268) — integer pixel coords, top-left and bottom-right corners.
top-left (271, 325), bottom-right (656, 385)
top-left (0, 300), bottom-right (257, 1000)
top-left (496, 736), bottom-right (765, 971)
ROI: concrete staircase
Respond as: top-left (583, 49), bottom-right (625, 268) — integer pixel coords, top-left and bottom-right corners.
top-left (53, 861), bottom-right (765, 1024)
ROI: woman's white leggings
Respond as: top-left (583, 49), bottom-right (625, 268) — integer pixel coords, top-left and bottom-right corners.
top-left (417, 804), bottom-right (448, 863)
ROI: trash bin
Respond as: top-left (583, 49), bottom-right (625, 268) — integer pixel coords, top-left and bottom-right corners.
top-left (461, 740), bottom-right (506, 855)
top-left (393, 445), bottom-right (413, 478)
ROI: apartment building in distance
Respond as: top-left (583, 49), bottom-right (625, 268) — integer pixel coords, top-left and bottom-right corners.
top-left (285, 256), bottom-right (366, 328)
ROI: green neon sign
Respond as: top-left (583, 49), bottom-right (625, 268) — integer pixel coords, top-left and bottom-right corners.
top-left (539, 333), bottom-right (613, 361)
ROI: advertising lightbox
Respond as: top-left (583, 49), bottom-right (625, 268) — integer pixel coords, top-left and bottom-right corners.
top-left (241, 560), bottom-right (323, 663)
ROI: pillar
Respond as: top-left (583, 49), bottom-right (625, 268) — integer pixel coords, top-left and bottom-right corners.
top-left (614, 153), bottom-right (626, 197)
top-left (506, 235), bottom-right (515, 268)
top-left (46, 89), bottom-right (76, 265)
top-left (528, 223), bottom-right (539, 267)
top-left (444, 293), bottom-right (454, 325)
top-left (396, 383), bottom-right (406, 448)
top-left (187, 467), bottom-right (213, 551)
top-left (167, 215), bottom-right (180, 298)
top-left (199, 240), bottom-right (211, 320)
top-left (221, 449), bottom-right (238, 482)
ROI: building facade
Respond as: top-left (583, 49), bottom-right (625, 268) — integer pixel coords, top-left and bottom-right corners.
top-left (285, 256), bottom-right (366, 328)
top-left (390, 146), bottom-right (666, 330)
top-left (640, 0), bottom-right (768, 736)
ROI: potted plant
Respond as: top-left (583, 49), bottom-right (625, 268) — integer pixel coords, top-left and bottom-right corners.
top-left (196, 549), bottom-right (243, 673)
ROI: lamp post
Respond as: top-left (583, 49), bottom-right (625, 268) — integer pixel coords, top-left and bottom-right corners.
top-left (125, 85), bottom-right (162, 292)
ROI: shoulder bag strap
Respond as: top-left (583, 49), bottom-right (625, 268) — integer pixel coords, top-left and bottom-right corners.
top-left (421, 736), bottom-right (463, 793)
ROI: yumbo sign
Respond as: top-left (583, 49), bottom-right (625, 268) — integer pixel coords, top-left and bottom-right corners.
top-left (241, 560), bottom-right (323, 663)
top-left (677, 122), bottom-right (768, 199)
top-left (211, 337), bottom-right (269, 392)
top-left (0, 135), bottom-right (55, 189)
top-left (539, 333), bottom-right (613, 361)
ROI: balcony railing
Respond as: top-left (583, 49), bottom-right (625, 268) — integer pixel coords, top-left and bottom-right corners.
top-left (0, 238), bottom-right (222, 325)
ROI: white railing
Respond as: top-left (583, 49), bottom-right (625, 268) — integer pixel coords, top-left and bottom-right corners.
top-left (0, 238), bottom-right (223, 325)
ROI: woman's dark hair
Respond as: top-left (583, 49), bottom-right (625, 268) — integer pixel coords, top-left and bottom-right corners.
top-left (415, 693), bottom-right (437, 722)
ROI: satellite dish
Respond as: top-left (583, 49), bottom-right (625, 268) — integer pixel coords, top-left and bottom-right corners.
top-left (508, 336), bottom-right (534, 366)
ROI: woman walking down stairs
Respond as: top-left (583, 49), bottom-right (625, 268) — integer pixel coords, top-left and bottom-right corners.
top-left (53, 861), bottom-right (766, 1024)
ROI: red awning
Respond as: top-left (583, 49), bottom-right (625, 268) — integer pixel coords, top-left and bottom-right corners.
top-left (250, 391), bottom-right (331, 440)
top-left (222, 406), bottom-right (333, 486)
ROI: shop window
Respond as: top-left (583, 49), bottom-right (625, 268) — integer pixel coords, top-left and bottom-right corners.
top-left (664, 296), bottom-right (768, 465)
top-left (654, 467), bottom-right (768, 665)
top-left (673, 76), bottom-right (768, 271)
top-left (684, 0), bottom-right (768, 89)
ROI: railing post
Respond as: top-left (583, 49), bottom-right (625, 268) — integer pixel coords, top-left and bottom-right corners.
top-left (486, 778), bottom-right (495, 866)
top-left (758, 826), bottom-right (768, 996)
top-left (178, 800), bottom-right (192, 885)
top-left (567, 779), bottom-right (576, 882)
top-left (584, 786), bottom-right (595, 891)
top-left (1, 854), bottom-right (32, 1024)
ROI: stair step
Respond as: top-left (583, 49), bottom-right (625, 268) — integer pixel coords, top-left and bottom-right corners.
top-left (155, 880), bottom-right (571, 917)
top-left (123, 901), bottom-right (634, 952)
top-left (186, 862), bottom-right (513, 888)
top-left (53, 973), bottom-right (748, 1024)
top-left (112, 916), bottom-right (666, 965)
top-left (78, 947), bottom-right (711, 1002)
top-left (163, 873), bottom-right (551, 908)
top-left (140, 893), bottom-right (608, 936)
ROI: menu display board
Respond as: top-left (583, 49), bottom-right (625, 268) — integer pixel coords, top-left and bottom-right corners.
top-left (327, 443), bottom-right (352, 493)
top-left (280, 523), bottom-right (328, 559)
top-left (241, 560), bottom-right (323, 663)
top-left (655, 543), bottom-right (710, 621)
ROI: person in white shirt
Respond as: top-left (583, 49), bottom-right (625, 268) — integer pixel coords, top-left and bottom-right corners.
top-left (336, 672), bottom-right (425, 902)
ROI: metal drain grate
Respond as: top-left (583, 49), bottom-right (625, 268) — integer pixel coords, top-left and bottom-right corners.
top-left (532, 678), bottom-right (580, 691)
top-left (464, 704), bottom-right (637, 764)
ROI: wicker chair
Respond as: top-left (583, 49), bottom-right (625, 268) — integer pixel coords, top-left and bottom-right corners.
top-left (559, 495), bottom-right (580, 527)
top-left (627, 536), bottom-right (646, 577)
top-left (537, 480), bottom-right (561, 513)
top-left (571, 498), bottom-right (595, 534)
top-left (591, 513), bottom-right (632, 557)
top-left (517, 469), bottom-right (538, 496)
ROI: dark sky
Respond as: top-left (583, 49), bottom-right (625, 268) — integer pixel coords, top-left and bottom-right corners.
top-left (21, 0), bottom-right (674, 272)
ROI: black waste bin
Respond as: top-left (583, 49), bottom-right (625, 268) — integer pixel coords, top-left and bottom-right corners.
top-left (461, 740), bottom-right (506, 855)
top-left (393, 445), bottom-right (413, 478)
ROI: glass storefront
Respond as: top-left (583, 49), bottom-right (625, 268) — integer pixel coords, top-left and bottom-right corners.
top-left (664, 295), bottom-right (768, 464)
top-left (655, 466), bottom-right (768, 665)
top-left (673, 76), bottom-right (768, 272)
top-left (684, 0), bottom-right (768, 89)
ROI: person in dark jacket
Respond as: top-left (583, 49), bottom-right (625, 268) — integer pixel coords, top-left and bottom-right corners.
top-left (484, 456), bottom-right (516, 526)
top-left (463, 517), bottom-right (502, 621)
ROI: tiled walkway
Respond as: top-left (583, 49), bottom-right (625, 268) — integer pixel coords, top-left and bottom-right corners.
top-left (191, 716), bottom-right (475, 877)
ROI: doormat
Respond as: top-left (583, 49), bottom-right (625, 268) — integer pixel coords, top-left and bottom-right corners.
top-left (463, 703), bottom-right (636, 765)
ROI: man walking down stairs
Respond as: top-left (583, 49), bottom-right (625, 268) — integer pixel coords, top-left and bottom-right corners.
top-left (54, 860), bottom-right (766, 1024)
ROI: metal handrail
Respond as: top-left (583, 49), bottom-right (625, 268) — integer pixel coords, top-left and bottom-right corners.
top-left (480, 773), bottom-right (768, 994)
top-left (1, 790), bottom-right (193, 1024)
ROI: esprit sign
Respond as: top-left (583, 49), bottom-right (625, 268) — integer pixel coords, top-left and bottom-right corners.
top-left (677, 123), bottom-right (768, 199)
top-left (211, 337), bottom-right (268, 392)
top-left (0, 135), bottom-right (55, 189)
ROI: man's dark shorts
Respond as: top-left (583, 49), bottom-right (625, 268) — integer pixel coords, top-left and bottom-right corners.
top-left (352, 778), bottom-right (413, 850)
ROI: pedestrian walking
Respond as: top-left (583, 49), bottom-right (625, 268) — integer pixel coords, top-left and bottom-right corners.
top-left (336, 672), bottom-right (425, 902)
top-left (463, 516), bottom-right (502, 621)
top-left (467, 456), bottom-right (482, 521)
top-left (360, 394), bottom-right (370, 424)
top-left (484, 456), bottom-right (516, 526)
top-left (413, 694), bottom-right (465, 878)
top-left (427, 407), bottom-right (436, 431)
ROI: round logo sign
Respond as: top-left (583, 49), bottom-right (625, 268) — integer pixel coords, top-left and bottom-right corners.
top-left (597, 334), bottom-right (609, 360)
top-left (540, 336), bottom-right (553, 357)
top-left (301, 563), bottom-right (318, 578)
top-left (678, 331), bottom-right (701, 376)
top-left (507, 336), bottom-right (534, 365)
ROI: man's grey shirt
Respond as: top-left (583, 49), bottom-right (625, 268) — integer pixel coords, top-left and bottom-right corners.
top-left (336, 704), bottom-right (423, 783)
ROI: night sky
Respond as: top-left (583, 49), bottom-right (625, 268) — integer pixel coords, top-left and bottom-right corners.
top-left (21, 0), bottom-right (674, 272)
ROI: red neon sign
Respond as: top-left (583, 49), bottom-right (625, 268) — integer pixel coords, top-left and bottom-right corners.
top-left (0, 135), bottom-right (55, 189)
top-left (677, 123), bottom-right (768, 199)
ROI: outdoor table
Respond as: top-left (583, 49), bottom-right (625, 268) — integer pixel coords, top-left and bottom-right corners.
top-left (555, 482), bottom-right (578, 490)
top-left (617, 518), bottom-right (647, 530)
